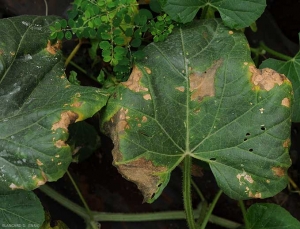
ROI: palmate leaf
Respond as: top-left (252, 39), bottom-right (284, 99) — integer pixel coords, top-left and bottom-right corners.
top-left (162, 0), bottom-right (266, 29)
top-left (0, 16), bottom-right (109, 193)
top-left (101, 19), bottom-right (292, 203)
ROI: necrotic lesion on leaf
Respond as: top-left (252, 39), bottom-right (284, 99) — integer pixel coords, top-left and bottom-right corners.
top-left (46, 40), bottom-right (62, 55)
top-left (122, 65), bottom-right (149, 92)
top-left (249, 66), bottom-right (288, 91)
top-left (189, 60), bottom-right (223, 102)
top-left (116, 157), bottom-right (167, 202)
top-left (51, 111), bottom-right (78, 132)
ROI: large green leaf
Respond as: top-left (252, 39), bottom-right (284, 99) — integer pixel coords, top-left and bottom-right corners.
top-left (260, 35), bottom-right (300, 122)
top-left (162, 0), bottom-right (266, 29)
top-left (101, 19), bottom-right (292, 203)
top-left (0, 16), bottom-right (109, 193)
top-left (246, 203), bottom-right (300, 228)
top-left (0, 190), bottom-right (44, 227)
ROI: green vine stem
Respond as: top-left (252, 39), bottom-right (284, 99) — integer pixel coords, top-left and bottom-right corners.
top-left (39, 184), bottom-right (241, 228)
top-left (239, 200), bottom-right (250, 229)
top-left (191, 178), bottom-right (206, 202)
top-left (183, 155), bottom-right (197, 229)
top-left (65, 39), bottom-right (83, 67)
top-left (66, 170), bottom-right (93, 219)
top-left (259, 42), bottom-right (292, 61)
top-left (251, 42), bottom-right (292, 62)
top-left (200, 189), bottom-right (223, 229)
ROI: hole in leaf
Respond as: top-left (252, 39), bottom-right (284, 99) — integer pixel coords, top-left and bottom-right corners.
top-left (210, 158), bottom-right (216, 161)
top-left (157, 183), bottom-right (162, 187)
top-left (150, 193), bottom-right (155, 199)
top-left (246, 133), bottom-right (250, 136)
top-left (249, 148), bottom-right (253, 152)
top-left (244, 138), bottom-right (247, 141)
top-left (261, 125), bottom-right (266, 131)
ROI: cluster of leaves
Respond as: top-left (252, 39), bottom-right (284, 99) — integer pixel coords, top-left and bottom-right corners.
top-left (50, 0), bottom-right (176, 81)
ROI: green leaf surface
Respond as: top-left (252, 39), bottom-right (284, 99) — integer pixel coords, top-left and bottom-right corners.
top-left (0, 16), bottom-right (109, 193)
top-left (101, 19), bottom-right (292, 203)
top-left (0, 190), bottom-right (44, 227)
top-left (163, 0), bottom-right (266, 29)
top-left (260, 44), bottom-right (300, 122)
top-left (246, 203), bottom-right (300, 229)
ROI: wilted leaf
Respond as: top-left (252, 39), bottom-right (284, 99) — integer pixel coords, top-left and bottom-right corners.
top-left (101, 19), bottom-right (292, 203)
top-left (260, 35), bottom-right (300, 122)
top-left (0, 16), bottom-right (109, 193)
top-left (0, 190), bottom-right (44, 227)
top-left (162, 0), bottom-right (266, 29)
top-left (246, 203), bottom-right (300, 228)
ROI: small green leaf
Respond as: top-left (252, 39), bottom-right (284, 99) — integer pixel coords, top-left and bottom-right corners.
top-left (99, 40), bottom-right (111, 50)
top-left (97, 70), bottom-right (105, 84)
top-left (57, 31), bottom-right (64, 40)
top-left (103, 55), bottom-right (112, 62)
top-left (54, 21), bottom-right (61, 30)
top-left (68, 18), bottom-right (76, 28)
top-left (130, 38), bottom-right (142, 47)
top-left (60, 19), bottom-right (67, 29)
top-left (124, 14), bottom-right (132, 24)
top-left (246, 203), bottom-right (300, 228)
top-left (125, 28), bottom-right (134, 37)
top-left (114, 36), bottom-right (125, 45)
top-left (64, 31), bottom-right (73, 40)
top-left (114, 46), bottom-right (127, 55)
top-left (68, 71), bottom-right (80, 85)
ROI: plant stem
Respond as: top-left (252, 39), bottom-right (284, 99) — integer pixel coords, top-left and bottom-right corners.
top-left (39, 184), bottom-right (241, 228)
top-left (259, 42), bottom-right (292, 61)
top-left (183, 155), bottom-right (197, 229)
top-left (66, 170), bottom-right (93, 217)
top-left (39, 184), bottom-right (90, 219)
top-left (65, 39), bottom-right (83, 67)
top-left (191, 178), bottom-right (205, 202)
top-left (200, 189), bottom-right (223, 229)
top-left (239, 200), bottom-right (250, 229)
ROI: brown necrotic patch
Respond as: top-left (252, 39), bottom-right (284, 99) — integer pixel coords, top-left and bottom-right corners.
top-left (272, 166), bottom-right (285, 177)
top-left (46, 40), bottom-right (62, 55)
top-left (283, 139), bottom-right (290, 148)
top-left (122, 66), bottom-right (149, 92)
top-left (189, 60), bottom-right (222, 102)
top-left (52, 111), bottom-right (78, 132)
top-left (175, 86), bottom-right (185, 92)
top-left (116, 158), bottom-right (167, 202)
top-left (281, 98), bottom-right (290, 107)
top-left (250, 66), bottom-right (287, 91)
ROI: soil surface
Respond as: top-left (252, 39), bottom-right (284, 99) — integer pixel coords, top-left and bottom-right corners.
top-left (1, 0), bottom-right (300, 228)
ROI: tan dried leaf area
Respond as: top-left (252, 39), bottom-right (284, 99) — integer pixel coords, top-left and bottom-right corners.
top-left (122, 66), bottom-right (149, 92)
top-left (281, 98), bottom-right (290, 107)
top-left (272, 166), bottom-right (285, 177)
top-left (116, 158), bottom-right (167, 202)
top-left (189, 60), bottom-right (222, 102)
top-left (114, 108), bottom-right (130, 133)
top-left (250, 66), bottom-right (287, 91)
top-left (51, 111), bottom-right (78, 132)
top-left (46, 40), bottom-right (62, 55)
